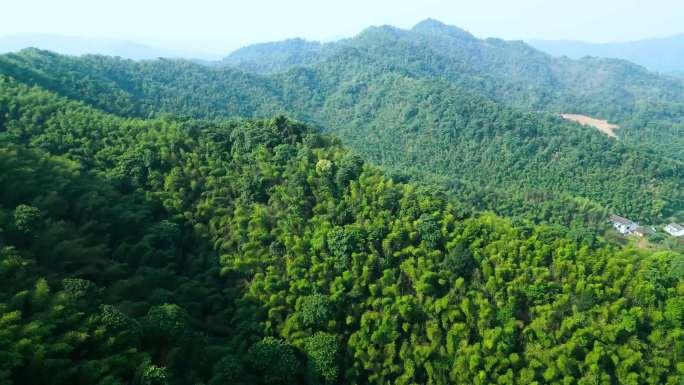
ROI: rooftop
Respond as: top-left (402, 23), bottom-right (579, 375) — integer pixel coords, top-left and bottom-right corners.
top-left (609, 214), bottom-right (634, 226)
top-left (667, 223), bottom-right (684, 231)
top-left (634, 226), bottom-right (655, 235)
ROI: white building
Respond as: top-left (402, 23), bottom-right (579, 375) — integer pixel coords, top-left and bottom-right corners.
top-left (633, 226), bottom-right (656, 237)
top-left (609, 215), bottom-right (638, 235)
top-left (664, 223), bottom-right (684, 237)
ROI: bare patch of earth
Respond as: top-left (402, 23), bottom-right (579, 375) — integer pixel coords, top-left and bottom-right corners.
top-left (560, 114), bottom-right (619, 138)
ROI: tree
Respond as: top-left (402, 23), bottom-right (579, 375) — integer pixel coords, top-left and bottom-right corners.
top-left (247, 337), bottom-right (299, 385)
top-left (13, 204), bottom-right (41, 234)
top-left (138, 363), bottom-right (170, 385)
top-left (300, 294), bottom-right (333, 330)
top-left (209, 355), bottom-right (243, 385)
top-left (306, 332), bottom-right (340, 384)
top-left (145, 303), bottom-right (190, 342)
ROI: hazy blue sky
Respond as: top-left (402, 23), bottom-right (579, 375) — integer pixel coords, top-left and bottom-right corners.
top-left (3, 0), bottom-right (683, 54)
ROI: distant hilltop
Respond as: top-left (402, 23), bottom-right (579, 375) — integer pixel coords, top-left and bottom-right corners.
top-left (530, 34), bottom-right (684, 75)
top-left (0, 33), bottom-right (221, 61)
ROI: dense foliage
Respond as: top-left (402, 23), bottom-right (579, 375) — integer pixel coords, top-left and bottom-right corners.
top-left (2, 41), bottom-right (684, 225)
top-left (221, 38), bottom-right (334, 74)
top-left (226, 19), bottom-right (684, 163)
top-left (1, 75), bottom-right (683, 385)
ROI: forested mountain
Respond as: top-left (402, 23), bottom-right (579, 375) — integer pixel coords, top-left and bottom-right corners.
top-left (222, 38), bottom-right (334, 74)
top-left (221, 19), bottom-right (684, 116)
top-left (2, 70), bottom-right (684, 385)
top-left (223, 19), bottom-right (684, 161)
top-left (530, 34), bottom-right (684, 75)
top-left (2, 37), bottom-right (684, 226)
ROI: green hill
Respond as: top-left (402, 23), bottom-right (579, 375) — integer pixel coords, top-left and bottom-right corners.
top-left (2, 44), bottom-right (684, 225)
top-left (1, 71), bottom-right (683, 385)
top-left (222, 38), bottom-right (333, 74)
top-left (223, 19), bottom-right (684, 161)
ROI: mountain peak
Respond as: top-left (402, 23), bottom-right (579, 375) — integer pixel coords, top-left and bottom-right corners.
top-left (413, 18), bottom-right (447, 29)
top-left (358, 25), bottom-right (402, 37)
top-left (411, 18), bottom-right (475, 40)
top-left (354, 24), bottom-right (405, 44)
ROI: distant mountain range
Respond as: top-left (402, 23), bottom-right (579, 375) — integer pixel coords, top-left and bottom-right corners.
top-left (6, 30), bottom-right (684, 75)
top-left (0, 33), bottom-right (220, 61)
top-left (4, 19), bottom-right (684, 224)
top-left (529, 34), bottom-right (684, 75)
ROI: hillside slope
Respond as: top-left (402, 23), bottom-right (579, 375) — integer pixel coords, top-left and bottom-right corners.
top-left (2, 47), bottom-right (684, 225)
top-left (1, 74), bottom-right (683, 385)
top-left (223, 19), bottom-right (684, 161)
top-left (222, 38), bottom-right (334, 73)
top-left (222, 19), bottom-right (684, 117)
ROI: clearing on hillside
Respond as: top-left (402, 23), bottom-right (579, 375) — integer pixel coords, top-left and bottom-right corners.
top-left (560, 114), bottom-right (619, 138)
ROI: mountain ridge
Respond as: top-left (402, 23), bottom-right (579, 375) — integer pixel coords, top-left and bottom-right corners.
top-left (217, 19), bottom-right (684, 162)
top-left (2, 19), bottom-right (684, 226)
top-left (530, 33), bottom-right (684, 74)
top-left (3, 44), bottom-right (684, 224)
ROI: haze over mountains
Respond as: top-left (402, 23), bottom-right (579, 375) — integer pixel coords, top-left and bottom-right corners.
top-left (0, 33), bottom-right (222, 61)
top-left (225, 20), bottom-right (684, 77)
top-left (5, 20), bottom-right (684, 76)
top-left (530, 34), bottom-right (684, 75)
